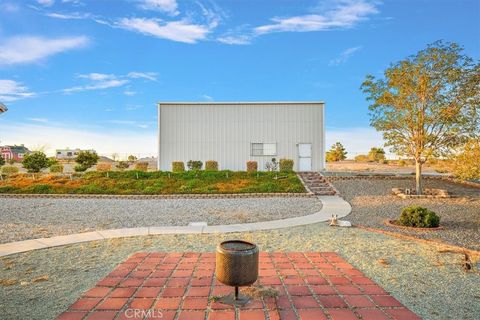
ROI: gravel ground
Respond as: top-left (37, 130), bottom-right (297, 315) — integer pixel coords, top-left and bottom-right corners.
top-left (0, 197), bottom-right (321, 244)
top-left (331, 178), bottom-right (480, 251)
top-left (0, 223), bottom-right (478, 320)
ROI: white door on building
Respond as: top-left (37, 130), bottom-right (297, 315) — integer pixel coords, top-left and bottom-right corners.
top-left (298, 143), bottom-right (312, 171)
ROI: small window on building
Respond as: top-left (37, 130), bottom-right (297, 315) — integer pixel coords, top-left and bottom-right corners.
top-left (67, 152), bottom-right (72, 156)
top-left (251, 143), bottom-right (277, 156)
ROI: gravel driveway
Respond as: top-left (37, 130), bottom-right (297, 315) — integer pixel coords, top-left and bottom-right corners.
top-left (0, 197), bottom-right (321, 244)
top-left (331, 178), bottom-right (480, 250)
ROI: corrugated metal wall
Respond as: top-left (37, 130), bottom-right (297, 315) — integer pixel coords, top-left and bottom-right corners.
top-left (158, 103), bottom-right (324, 171)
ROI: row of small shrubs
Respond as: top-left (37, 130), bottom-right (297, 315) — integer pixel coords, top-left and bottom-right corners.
top-left (172, 159), bottom-right (295, 172)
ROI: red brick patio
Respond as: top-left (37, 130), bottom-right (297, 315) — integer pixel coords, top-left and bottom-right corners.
top-left (58, 252), bottom-right (420, 320)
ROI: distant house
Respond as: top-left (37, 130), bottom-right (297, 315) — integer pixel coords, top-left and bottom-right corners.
top-left (0, 145), bottom-right (31, 161)
top-left (56, 148), bottom-right (96, 160)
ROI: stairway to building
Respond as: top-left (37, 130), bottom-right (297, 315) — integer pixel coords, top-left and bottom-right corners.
top-left (298, 172), bottom-right (338, 196)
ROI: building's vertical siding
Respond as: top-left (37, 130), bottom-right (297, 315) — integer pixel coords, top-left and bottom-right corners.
top-left (159, 103), bottom-right (324, 171)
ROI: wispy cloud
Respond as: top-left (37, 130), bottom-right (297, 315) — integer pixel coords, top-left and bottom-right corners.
top-left (127, 72), bottom-right (158, 81)
top-left (200, 94), bottom-right (213, 101)
top-left (45, 11), bottom-right (91, 19)
top-left (0, 35), bottom-right (89, 66)
top-left (329, 46), bottom-right (362, 65)
top-left (62, 71), bottom-right (156, 94)
top-left (36, 0), bottom-right (55, 7)
top-left (138, 0), bottom-right (179, 16)
top-left (117, 18), bottom-right (212, 44)
top-left (0, 80), bottom-right (36, 102)
top-left (26, 117), bottom-right (49, 123)
top-left (107, 119), bottom-right (150, 129)
top-left (255, 0), bottom-right (379, 34)
top-left (123, 90), bottom-right (137, 96)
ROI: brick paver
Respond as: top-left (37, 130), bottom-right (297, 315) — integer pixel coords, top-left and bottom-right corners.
top-left (58, 252), bottom-right (419, 319)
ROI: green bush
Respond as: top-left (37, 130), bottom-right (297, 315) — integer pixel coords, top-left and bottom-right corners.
top-left (22, 152), bottom-right (49, 173)
top-left (74, 164), bottom-right (88, 172)
top-left (279, 159), bottom-right (294, 172)
top-left (246, 161), bottom-right (257, 172)
top-left (0, 156), bottom-right (5, 166)
top-left (326, 142), bottom-right (347, 162)
top-left (1, 166), bottom-right (19, 175)
top-left (75, 151), bottom-right (99, 169)
top-left (49, 164), bottom-right (64, 173)
top-left (187, 160), bottom-right (203, 170)
top-left (172, 161), bottom-right (185, 172)
top-left (25, 184), bottom-right (54, 194)
top-left (398, 205), bottom-right (440, 228)
top-left (116, 161), bottom-right (130, 170)
top-left (205, 160), bottom-right (218, 171)
top-left (135, 162), bottom-right (149, 172)
top-left (0, 186), bottom-right (15, 193)
top-left (368, 147), bottom-right (386, 162)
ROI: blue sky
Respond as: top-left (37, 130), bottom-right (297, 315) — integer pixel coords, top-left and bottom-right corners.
top-left (0, 0), bottom-right (479, 158)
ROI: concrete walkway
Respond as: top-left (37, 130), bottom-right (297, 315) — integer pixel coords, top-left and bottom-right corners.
top-left (0, 195), bottom-right (351, 257)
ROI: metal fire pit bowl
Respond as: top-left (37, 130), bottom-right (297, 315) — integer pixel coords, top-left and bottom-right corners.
top-left (215, 240), bottom-right (259, 306)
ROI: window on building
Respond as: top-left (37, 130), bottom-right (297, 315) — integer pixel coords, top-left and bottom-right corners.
top-left (67, 152), bottom-right (72, 156)
top-left (251, 143), bottom-right (277, 156)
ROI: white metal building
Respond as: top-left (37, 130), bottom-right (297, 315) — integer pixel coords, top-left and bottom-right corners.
top-left (56, 148), bottom-right (96, 160)
top-left (157, 102), bottom-right (325, 171)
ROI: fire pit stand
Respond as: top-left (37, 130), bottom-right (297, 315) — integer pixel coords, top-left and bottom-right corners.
top-left (215, 240), bottom-right (259, 306)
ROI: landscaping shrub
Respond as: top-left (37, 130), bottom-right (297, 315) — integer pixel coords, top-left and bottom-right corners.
top-left (398, 205), bottom-right (440, 228)
top-left (116, 161), bottom-right (130, 170)
top-left (187, 160), bottom-right (203, 170)
top-left (0, 156), bottom-right (4, 166)
top-left (354, 154), bottom-right (369, 162)
top-left (25, 184), bottom-right (53, 194)
top-left (75, 151), bottom-right (99, 169)
top-left (172, 161), bottom-right (185, 172)
top-left (49, 164), bottom-right (64, 173)
top-left (135, 162), bottom-right (149, 172)
top-left (74, 164), bottom-right (88, 172)
top-left (279, 159), bottom-right (294, 172)
top-left (47, 157), bottom-right (59, 167)
top-left (368, 147), bottom-right (386, 162)
top-left (452, 139), bottom-right (480, 180)
top-left (22, 151), bottom-right (49, 173)
top-left (96, 163), bottom-right (112, 172)
top-left (1, 166), bottom-right (19, 175)
top-left (397, 159), bottom-right (407, 167)
top-left (326, 142), bottom-right (347, 162)
top-left (246, 161), bottom-right (257, 172)
top-left (378, 159), bottom-right (388, 164)
top-left (205, 160), bottom-right (218, 171)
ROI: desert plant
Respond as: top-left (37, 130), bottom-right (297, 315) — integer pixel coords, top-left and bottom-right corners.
top-left (127, 155), bottom-right (137, 163)
top-left (368, 147), bottom-right (386, 162)
top-left (326, 142), bottom-right (347, 162)
top-left (135, 162), bottom-right (149, 172)
top-left (397, 159), bottom-right (407, 167)
top-left (0, 156), bottom-right (4, 166)
top-left (378, 159), bottom-right (388, 164)
top-left (96, 162), bottom-right (112, 172)
top-left (205, 160), bottom-right (218, 171)
top-left (354, 154), bottom-right (369, 162)
top-left (116, 161), bottom-right (130, 170)
top-left (47, 157), bottom-right (59, 167)
top-left (76, 151), bottom-right (99, 169)
top-left (74, 164), bottom-right (88, 172)
top-left (279, 159), bottom-right (294, 172)
top-left (172, 161), bottom-right (185, 172)
top-left (398, 205), bottom-right (440, 228)
top-left (452, 139), bottom-right (480, 180)
top-left (1, 166), bottom-right (19, 175)
top-left (187, 160), bottom-right (203, 170)
top-left (49, 164), bottom-right (64, 173)
top-left (22, 151), bottom-right (49, 173)
top-left (247, 161), bottom-right (258, 172)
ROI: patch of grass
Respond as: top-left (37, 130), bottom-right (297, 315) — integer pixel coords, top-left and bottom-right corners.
top-left (0, 171), bottom-right (305, 195)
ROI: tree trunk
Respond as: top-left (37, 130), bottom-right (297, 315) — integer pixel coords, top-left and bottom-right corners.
top-left (415, 160), bottom-right (422, 195)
